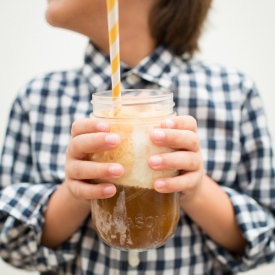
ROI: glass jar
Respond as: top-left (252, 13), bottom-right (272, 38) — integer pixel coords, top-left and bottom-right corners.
top-left (90, 89), bottom-right (180, 251)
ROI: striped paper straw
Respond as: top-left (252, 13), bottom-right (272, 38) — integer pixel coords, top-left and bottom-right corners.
top-left (107, 0), bottom-right (121, 99)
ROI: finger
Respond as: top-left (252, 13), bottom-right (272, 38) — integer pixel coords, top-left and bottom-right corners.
top-left (150, 128), bottom-right (200, 151)
top-left (66, 160), bottom-right (124, 180)
top-left (148, 151), bottom-right (202, 171)
top-left (71, 118), bottom-right (110, 137)
top-left (161, 116), bottom-right (197, 132)
top-left (153, 171), bottom-right (200, 193)
top-left (69, 132), bottom-right (120, 158)
top-left (69, 180), bottom-right (117, 199)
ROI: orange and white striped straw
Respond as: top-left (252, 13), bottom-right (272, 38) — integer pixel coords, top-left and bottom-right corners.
top-left (106, 0), bottom-right (121, 99)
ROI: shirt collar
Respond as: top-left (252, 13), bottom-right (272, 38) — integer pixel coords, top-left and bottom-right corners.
top-left (82, 41), bottom-right (180, 92)
top-left (81, 42), bottom-right (112, 92)
top-left (131, 45), bottom-right (178, 89)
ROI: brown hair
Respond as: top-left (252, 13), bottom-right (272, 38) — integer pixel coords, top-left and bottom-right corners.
top-left (150, 0), bottom-right (212, 57)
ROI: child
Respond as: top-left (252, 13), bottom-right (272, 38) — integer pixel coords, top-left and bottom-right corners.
top-left (1, 0), bottom-right (275, 274)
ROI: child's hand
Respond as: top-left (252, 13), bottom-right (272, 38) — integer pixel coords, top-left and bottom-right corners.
top-left (63, 118), bottom-right (124, 206)
top-left (149, 116), bottom-right (204, 203)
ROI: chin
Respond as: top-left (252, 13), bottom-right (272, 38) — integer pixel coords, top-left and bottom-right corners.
top-left (45, 4), bottom-right (69, 28)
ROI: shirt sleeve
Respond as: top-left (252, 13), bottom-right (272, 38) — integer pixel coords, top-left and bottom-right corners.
top-left (0, 91), bottom-right (82, 272)
top-left (205, 78), bottom-right (275, 272)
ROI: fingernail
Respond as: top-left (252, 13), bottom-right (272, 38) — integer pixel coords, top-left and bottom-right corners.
top-left (155, 180), bottom-right (166, 190)
top-left (105, 134), bottom-right (120, 145)
top-left (150, 156), bottom-right (163, 166)
top-left (108, 164), bottom-right (123, 177)
top-left (162, 119), bottom-right (175, 128)
top-left (103, 185), bottom-right (116, 196)
top-left (153, 129), bottom-right (165, 140)
top-left (96, 122), bottom-right (109, 132)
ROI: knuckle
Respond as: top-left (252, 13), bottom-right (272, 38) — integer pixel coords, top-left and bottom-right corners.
top-left (65, 164), bottom-right (70, 178)
top-left (187, 157), bottom-right (197, 170)
top-left (70, 180), bottom-right (81, 198)
top-left (186, 116), bottom-right (197, 131)
top-left (68, 161), bottom-right (82, 179)
top-left (70, 136), bottom-right (85, 156)
top-left (71, 180), bottom-right (90, 200)
top-left (191, 135), bottom-right (200, 151)
top-left (65, 142), bottom-right (73, 158)
top-left (65, 158), bottom-right (73, 178)
top-left (186, 180), bottom-right (194, 191)
top-left (71, 118), bottom-right (87, 137)
top-left (71, 136), bottom-right (80, 151)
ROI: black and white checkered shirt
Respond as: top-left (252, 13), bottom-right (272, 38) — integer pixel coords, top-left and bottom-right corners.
top-left (1, 42), bottom-right (275, 274)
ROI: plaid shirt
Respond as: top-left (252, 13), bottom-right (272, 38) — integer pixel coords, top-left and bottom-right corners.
top-left (1, 42), bottom-right (275, 275)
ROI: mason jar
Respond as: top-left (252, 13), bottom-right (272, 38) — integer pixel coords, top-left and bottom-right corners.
top-left (90, 89), bottom-right (180, 251)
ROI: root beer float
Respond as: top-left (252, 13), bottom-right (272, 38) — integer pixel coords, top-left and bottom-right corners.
top-left (90, 89), bottom-right (180, 251)
top-left (91, 1), bottom-right (180, 251)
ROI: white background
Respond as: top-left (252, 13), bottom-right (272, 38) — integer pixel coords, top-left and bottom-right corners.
top-left (0, 0), bottom-right (275, 274)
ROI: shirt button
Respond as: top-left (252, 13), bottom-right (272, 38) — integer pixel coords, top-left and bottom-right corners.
top-left (126, 74), bottom-right (140, 85)
top-left (128, 251), bottom-right (140, 267)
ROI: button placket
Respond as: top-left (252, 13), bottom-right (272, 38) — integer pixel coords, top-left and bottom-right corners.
top-left (128, 251), bottom-right (140, 268)
top-left (126, 74), bottom-right (140, 86)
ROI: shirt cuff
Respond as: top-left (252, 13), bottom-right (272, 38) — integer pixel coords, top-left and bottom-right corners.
top-left (0, 183), bottom-right (81, 272)
top-left (204, 186), bottom-right (275, 273)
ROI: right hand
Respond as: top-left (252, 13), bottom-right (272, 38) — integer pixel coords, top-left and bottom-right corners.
top-left (63, 118), bottom-right (124, 207)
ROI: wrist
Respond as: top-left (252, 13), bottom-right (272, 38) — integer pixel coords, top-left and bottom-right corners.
top-left (41, 181), bottom-right (90, 248)
top-left (179, 174), bottom-right (246, 254)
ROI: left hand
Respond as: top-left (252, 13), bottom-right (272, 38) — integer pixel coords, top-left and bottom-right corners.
top-left (148, 115), bottom-right (204, 203)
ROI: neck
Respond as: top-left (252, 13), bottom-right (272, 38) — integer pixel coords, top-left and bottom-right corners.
top-left (87, 0), bottom-right (156, 67)
top-left (102, 29), bottom-right (156, 68)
